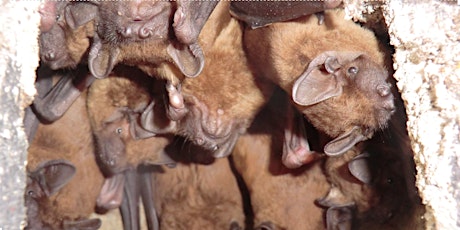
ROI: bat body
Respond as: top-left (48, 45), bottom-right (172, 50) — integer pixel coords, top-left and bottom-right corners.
top-left (140, 1), bottom-right (274, 158)
top-left (231, 89), bottom-right (329, 229)
top-left (25, 90), bottom-right (104, 230)
top-left (319, 98), bottom-right (425, 229)
top-left (86, 65), bottom-right (174, 176)
top-left (35, 1), bottom-right (98, 122)
top-left (152, 141), bottom-right (245, 230)
top-left (244, 9), bottom-right (395, 163)
top-left (86, 66), bottom-right (174, 230)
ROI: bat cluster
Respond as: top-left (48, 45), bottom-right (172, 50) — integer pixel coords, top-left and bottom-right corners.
top-left (24, 1), bottom-right (425, 229)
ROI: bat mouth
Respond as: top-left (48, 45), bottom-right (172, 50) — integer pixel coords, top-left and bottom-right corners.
top-left (96, 148), bottom-right (129, 176)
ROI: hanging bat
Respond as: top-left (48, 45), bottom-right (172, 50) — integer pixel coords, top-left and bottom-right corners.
top-left (243, 9), bottom-right (395, 165)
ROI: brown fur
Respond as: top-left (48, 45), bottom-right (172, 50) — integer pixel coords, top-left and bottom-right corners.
top-left (109, 1), bottom-right (273, 157)
top-left (231, 91), bottom-right (329, 229)
top-left (152, 144), bottom-right (245, 230)
top-left (86, 66), bottom-right (172, 174)
top-left (25, 91), bottom-right (104, 229)
top-left (244, 9), bottom-right (391, 138)
top-left (322, 102), bottom-right (426, 229)
top-left (87, 1), bottom-right (272, 157)
top-left (170, 1), bottom-right (273, 156)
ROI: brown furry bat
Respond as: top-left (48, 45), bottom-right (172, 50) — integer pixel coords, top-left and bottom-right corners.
top-left (39, 1), bottom-right (96, 70)
top-left (81, 1), bottom-right (272, 158)
top-left (318, 95), bottom-right (425, 229)
top-left (25, 90), bottom-right (104, 230)
top-left (231, 89), bottom-right (330, 230)
top-left (86, 66), bottom-right (178, 229)
top-left (139, 1), bottom-right (274, 158)
top-left (244, 9), bottom-right (395, 163)
top-left (86, 65), bottom-right (174, 176)
top-left (151, 141), bottom-right (245, 230)
top-left (35, 1), bottom-right (98, 122)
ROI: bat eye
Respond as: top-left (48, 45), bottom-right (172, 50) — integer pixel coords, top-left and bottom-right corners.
top-left (347, 66), bottom-right (358, 76)
top-left (386, 177), bottom-right (393, 184)
top-left (115, 128), bottom-right (123, 134)
top-left (28, 190), bottom-right (34, 197)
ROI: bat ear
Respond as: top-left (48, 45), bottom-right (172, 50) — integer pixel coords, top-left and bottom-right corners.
top-left (316, 186), bottom-right (351, 208)
top-left (140, 100), bottom-right (178, 135)
top-left (30, 160), bottom-right (76, 197)
top-left (88, 34), bottom-right (120, 79)
top-left (324, 126), bottom-right (368, 156)
top-left (292, 51), bottom-right (367, 106)
top-left (167, 43), bottom-right (204, 78)
top-left (96, 173), bottom-right (125, 210)
top-left (64, 2), bottom-right (98, 30)
top-left (348, 152), bottom-right (373, 184)
top-left (123, 102), bottom-right (156, 139)
top-left (292, 56), bottom-right (343, 106)
top-left (128, 114), bottom-right (156, 140)
top-left (173, 1), bottom-right (218, 44)
top-left (63, 218), bottom-right (102, 230)
top-left (326, 205), bottom-right (355, 230)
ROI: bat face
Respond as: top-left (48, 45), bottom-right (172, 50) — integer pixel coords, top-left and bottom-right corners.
top-left (341, 55), bottom-right (395, 128)
top-left (96, 1), bottom-right (172, 45)
top-left (93, 111), bottom-right (131, 176)
top-left (289, 52), bottom-right (396, 156)
top-left (38, 2), bottom-right (72, 70)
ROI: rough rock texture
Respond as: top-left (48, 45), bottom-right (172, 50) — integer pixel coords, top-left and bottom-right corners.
top-left (0, 0), bottom-right (40, 229)
top-left (383, 0), bottom-right (460, 229)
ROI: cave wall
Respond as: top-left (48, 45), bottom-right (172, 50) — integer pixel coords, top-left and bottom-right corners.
top-left (0, 0), bottom-right (40, 229)
top-left (383, 1), bottom-right (460, 229)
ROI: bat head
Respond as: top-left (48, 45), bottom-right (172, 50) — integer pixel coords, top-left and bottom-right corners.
top-left (292, 51), bottom-right (395, 156)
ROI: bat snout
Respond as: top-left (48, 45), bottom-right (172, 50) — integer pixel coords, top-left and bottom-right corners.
top-left (376, 84), bottom-right (391, 97)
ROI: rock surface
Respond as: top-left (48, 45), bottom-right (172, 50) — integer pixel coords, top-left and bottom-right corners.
top-left (0, 0), bottom-right (40, 228)
top-left (383, 0), bottom-right (460, 229)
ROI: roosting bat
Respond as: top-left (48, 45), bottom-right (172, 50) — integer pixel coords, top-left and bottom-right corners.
top-left (35, 1), bottom-right (98, 122)
top-left (151, 139), bottom-right (245, 230)
top-left (39, 1), bottom-right (96, 70)
top-left (318, 96), bottom-right (425, 230)
top-left (244, 9), bottom-right (395, 165)
top-left (230, 0), bottom-right (342, 28)
top-left (86, 65), bottom-right (175, 176)
top-left (25, 90), bottom-right (104, 230)
top-left (81, 1), bottom-right (273, 159)
top-left (86, 66), bottom-right (176, 229)
top-left (139, 1), bottom-right (274, 158)
top-left (231, 88), bottom-right (330, 230)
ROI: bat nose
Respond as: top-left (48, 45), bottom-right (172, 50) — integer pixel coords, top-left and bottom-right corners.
top-left (377, 84), bottom-right (391, 97)
top-left (139, 27), bottom-right (153, 39)
top-left (44, 51), bottom-right (56, 61)
top-left (384, 102), bottom-right (395, 112)
top-left (121, 26), bottom-right (134, 38)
